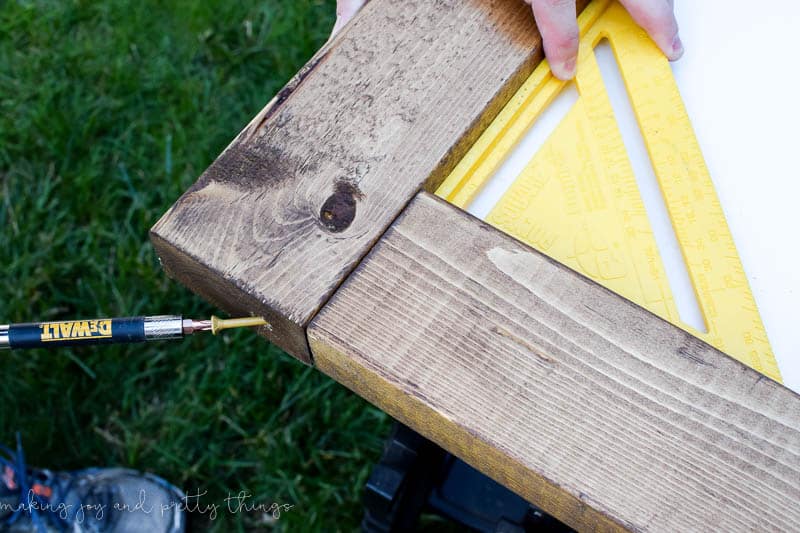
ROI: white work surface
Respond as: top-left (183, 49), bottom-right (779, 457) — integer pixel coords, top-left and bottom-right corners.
top-left (468, 1), bottom-right (800, 392)
top-left (674, 2), bottom-right (800, 393)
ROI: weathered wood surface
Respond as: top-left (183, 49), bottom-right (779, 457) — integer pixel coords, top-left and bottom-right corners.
top-left (152, 0), bottom-right (586, 362)
top-left (308, 192), bottom-right (800, 532)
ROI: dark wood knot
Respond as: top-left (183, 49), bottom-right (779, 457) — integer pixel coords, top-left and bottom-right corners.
top-left (319, 180), bottom-right (360, 232)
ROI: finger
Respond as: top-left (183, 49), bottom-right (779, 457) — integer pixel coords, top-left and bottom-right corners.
top-left (620, 0), bottom-right (683, 60)
top-left (331, 0), bottom-right (367, 37)
top-left (531, 0), bottom-right (580, 80)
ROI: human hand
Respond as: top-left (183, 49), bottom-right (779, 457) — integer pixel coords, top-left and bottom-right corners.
top-left (331, 0), bottom-right (682, 81)
top-left (525, 0), bottom-right (682, 80)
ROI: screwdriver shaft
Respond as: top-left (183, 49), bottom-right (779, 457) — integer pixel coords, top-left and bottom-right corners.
top-left (0, 315), bottom-right (268, 350)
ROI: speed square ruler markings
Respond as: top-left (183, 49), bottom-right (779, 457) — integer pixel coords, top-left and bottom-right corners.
top-left (436, 0), bottom-right (781, 381)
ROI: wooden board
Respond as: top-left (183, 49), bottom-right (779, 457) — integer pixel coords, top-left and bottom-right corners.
top-left (151, 0), bottom-right (587, 362)
top-left (308, 192), bottom-right (800, 532)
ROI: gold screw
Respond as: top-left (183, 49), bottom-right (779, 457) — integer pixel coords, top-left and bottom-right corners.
top-left (210, 316), bottom-right (269, 335)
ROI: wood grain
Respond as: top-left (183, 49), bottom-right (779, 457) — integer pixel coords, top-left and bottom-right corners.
top-left (151, 0), bottom-right (585, 362)
top-left (308, 192), bottom-right (800, 532)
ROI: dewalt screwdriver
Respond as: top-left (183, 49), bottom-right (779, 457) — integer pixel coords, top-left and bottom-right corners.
top-left (0, 315), bottom-right (268, 350)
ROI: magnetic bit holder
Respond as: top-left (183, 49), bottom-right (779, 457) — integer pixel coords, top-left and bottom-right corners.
top-left (0, 315), bottom-right (269, 350)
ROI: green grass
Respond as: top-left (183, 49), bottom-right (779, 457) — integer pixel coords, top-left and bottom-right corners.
top-left (0, 1), bottom-right (391, 530)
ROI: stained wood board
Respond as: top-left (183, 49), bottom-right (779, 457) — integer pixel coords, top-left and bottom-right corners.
top-left (308, 192), bottom-right (800, 532)
top-left (151, 0), bottom-right (594, 362)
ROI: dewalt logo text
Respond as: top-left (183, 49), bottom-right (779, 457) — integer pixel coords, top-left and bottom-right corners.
top-left (39, 320), bottom-right (112, 342)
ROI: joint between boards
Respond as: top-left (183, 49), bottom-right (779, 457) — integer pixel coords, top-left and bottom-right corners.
top-left (304, 189), bottom-right (430, 364)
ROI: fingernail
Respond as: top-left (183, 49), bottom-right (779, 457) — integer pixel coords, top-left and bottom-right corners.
top-left (565, 57), bottom-right (577, 76)
top-left (670, 35), bottom-right (684, 60)
top-left (553, 57), bottom-right (577, 80)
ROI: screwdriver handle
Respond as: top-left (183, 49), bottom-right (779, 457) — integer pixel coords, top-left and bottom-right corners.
top-left (0, 316), bottom-right (184, 350)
